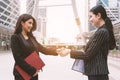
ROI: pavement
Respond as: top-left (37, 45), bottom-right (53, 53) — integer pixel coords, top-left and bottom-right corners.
top-left (0, 51), bottom-right (14, 80)
top-left (108, 57), bottom-right (120, 80)
top-left (0, 51), bottom-right (120, 80)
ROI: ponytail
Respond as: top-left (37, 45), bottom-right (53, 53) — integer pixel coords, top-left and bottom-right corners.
top-left (90, 5), bottom-right (116, 50)
top-left (105, 17), bottom-right (116, 50)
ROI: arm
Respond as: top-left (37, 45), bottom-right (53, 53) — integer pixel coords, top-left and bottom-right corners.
top-left (34, 39), bottom-right (58, 56)
top-left (38, 43), bottom-right (58, 56)
top-left (70, 29), bottom-right (108, 60)
top-left (11, 35), bottom-right (36, 76)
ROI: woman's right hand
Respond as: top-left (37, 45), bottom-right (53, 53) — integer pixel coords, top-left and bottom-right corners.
top-left (33, 70), bottom-right (39, 77)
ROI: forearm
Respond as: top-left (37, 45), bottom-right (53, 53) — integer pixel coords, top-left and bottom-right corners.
top-left (38, 44), bottom-right (58, 56)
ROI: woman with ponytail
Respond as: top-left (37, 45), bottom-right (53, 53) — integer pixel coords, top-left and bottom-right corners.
top-left (59, 5), bottom-right (116, 80)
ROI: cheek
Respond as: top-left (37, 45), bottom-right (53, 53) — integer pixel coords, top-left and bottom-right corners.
top-left (25, 22), bottom-right (30, 28)
top-left (89, 18), bottom-right (97, 26)
top-left (89, 18), bottom-right (94, 23)
top-left (23, 24), bottom-right (27, 29)
top-left (90, 18), bottom-right (96, 24)
top-left (22, 23), bottom-right (29, 30)
top-left (94, 19), bottom-right (99, 24)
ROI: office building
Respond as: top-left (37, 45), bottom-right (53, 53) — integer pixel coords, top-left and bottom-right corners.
top-left (0, 0), bottom-right (20, 46)
top-left (96, 0), bottom-right (109, 6)
top-left (26, 0), bottom-right (47, 43)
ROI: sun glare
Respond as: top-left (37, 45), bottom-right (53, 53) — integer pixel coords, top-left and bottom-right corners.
top-left (46, 6), bottom-right (79, 44)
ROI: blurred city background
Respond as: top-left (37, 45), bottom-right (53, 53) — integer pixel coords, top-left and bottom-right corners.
top-left (0, 0), bottom-right (120, 80)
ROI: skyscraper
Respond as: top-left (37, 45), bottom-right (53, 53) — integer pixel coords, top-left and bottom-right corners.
top-left (0, 0), bottom-right (20, 45)
top-left (26, 0), bottom-right (35, 15)
top-left (118, 0), bottom-right (120, 19)
top-left (26, 0), bottom-right (47, 43)
top-left (96, 0), bottom-right (109, 7)
top-left (109, 0), bottom-right (117, 7)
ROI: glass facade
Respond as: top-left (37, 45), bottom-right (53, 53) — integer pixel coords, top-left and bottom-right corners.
top-left (0, 0), bottom-right (20, 50)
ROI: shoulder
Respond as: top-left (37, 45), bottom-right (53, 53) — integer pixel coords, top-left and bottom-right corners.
top-left (11, 34), bottom-right (18, 37)
top-left (11, 34), bottom-right (19, 40)
top-left (92, 27), bottom-right (109, 40)
top-left (96, 27), bottom-right (109, 36)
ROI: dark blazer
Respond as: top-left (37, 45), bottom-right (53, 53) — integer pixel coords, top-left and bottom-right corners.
top-left (11, 33), bottom-right (58, 79)
top-left (70, 24), bottom-right (109, 75)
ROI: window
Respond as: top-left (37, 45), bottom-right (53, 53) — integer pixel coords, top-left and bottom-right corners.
top-left (4, 23), bottom-right (9, 26)
top-left (0, 7), bottom-right (4, 12)
top-left (7, 7), bottom-right (11, 11)
top-left (0, 15), bottom-right (7, 20)
top-left (3, 0), bottom-right (10, 4)
top-left (0, 20), bottom-right (4, 24)
top-left (4, 11), bottom-right (10, 16)
top-left (7, 18), bottom-right (11, 22)
top-left (0, 1), bottom-right (7, 8)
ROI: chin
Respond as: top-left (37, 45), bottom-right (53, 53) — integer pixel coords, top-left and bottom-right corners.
top-left (27, 30), bottom-right (31, 33)
top-left (92, 24), bottom-right (96, 26)
top-left (91, 23), bottom-right (94, 26)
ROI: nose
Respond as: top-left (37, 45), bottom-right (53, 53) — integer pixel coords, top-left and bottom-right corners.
top-left (89, 17), bottom-right (91, 21)
top-left (89, 18), bottom-right (92, 23)
top-left (30, 24), bottom-right (33, 28)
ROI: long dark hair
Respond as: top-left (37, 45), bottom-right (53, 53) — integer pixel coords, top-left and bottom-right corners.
top-left (14, 14), bottom-right (37, 38)
top-left (90, 5), bottom-right (116, 50)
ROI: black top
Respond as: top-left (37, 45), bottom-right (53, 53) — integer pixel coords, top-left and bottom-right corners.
top-left (11, 33), bottom-right (58, 77)
top-left (70, 24), bottom-right (109, 75)
top-left (26, 38), bottom-right (35, 54)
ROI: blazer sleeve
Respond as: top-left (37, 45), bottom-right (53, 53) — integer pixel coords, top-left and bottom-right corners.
top-left (34, 39), bottom-right (58, 56)
top-left (11, 35), bottom-right (36, 76)
top-left (70, 29), bottom-right (108, 60)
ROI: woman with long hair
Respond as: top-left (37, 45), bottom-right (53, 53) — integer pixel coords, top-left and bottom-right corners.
top-left (59, 5), bottom-right (116, 80)
top-left (11, 14), bottom-right (58, 80)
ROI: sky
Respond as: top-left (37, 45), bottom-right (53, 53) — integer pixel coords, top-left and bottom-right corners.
top-left (19, 0), bottom-right (88, 43)
top-left (46, 6), bottom-right (79, 43)
top-left (46, 0), bottom-right (88, 43)
top-left (20, 0), bottom-right (26, 14)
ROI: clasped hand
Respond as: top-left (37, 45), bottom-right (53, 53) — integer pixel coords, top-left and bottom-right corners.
top-left (56, 48), bottom-right (71, 57)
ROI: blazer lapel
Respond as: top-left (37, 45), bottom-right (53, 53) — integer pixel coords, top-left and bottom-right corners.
top-left (18, 34), bottom-right (30, 51)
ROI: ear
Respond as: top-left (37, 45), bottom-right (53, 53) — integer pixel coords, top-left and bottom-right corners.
top-left (97, 13), bottom-right (101, 19)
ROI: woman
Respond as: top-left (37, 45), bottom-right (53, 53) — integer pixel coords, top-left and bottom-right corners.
top-left (59, 5), bottom-right (116, 80)
top-left (11, 14), bottom-right (58, 80)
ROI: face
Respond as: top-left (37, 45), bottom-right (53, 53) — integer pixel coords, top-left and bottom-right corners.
top-left (21, 19), bottom-right (33, 33)
top-left (89, 12), bottom-right (100, 27)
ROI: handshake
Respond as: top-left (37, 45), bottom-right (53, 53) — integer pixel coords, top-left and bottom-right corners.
top-left (56, 48), bottom-right (71, 57)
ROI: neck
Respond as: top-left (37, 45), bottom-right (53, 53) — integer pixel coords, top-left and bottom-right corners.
top-left (98, 20), bottom-right (105, 27)
top-left (22, 30), bottom-right (27, 36)
top-left (21, 30), bottom-right (28, 39)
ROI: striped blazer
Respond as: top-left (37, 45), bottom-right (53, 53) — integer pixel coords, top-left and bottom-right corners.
top-left (70, 24), bottom-right (109, 75)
